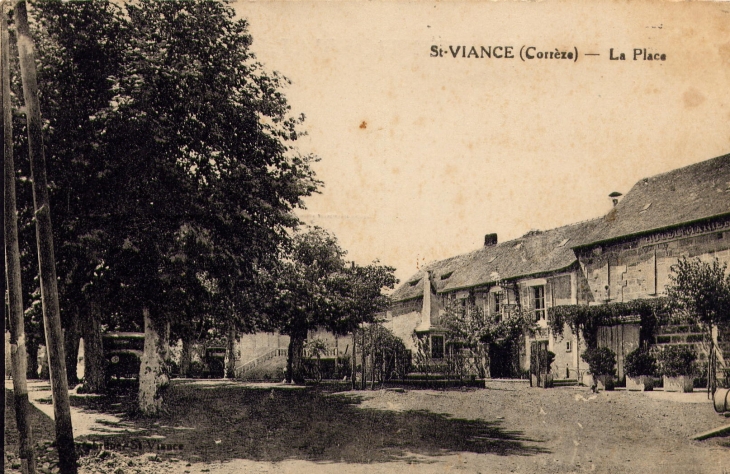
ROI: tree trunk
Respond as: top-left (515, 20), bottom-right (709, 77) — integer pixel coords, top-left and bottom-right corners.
top-left (480, 343), bottom-right (490, 379)
top-left (63, 313), bottom-right (81, 387)
top-left (3, 2), bottom-right (36, 467)
top-left (225, 326), bottom-right (237, 379)
top-left (26, 340), bottom-right (39, 380)
top-left (334, 336), bottom-right (339, 379)
top-left (370, 348), bottom-right (376, 390)
top-left (180, 337), bottom-right (192, 378)
top-left (16, 3), bottom-right (77, 471)
top-left (287, 328), bottom-right (306, 385)
top-left (361, 328), bottom-right (367, 390)
top-left (38, 345), bottom-right (49, 380)
top-left (81, 306), bottom-right (105, 393)
top-left (575, 328), bottom-right (581, 385)
top-left (138, 307), bottom-right (170, 416)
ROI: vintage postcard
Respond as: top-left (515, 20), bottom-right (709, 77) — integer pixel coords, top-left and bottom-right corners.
top-left (4, 1), bottom-right (730, 473)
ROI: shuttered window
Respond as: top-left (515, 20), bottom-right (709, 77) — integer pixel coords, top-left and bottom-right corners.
top-left (532, 285), bottom-right (546, 321)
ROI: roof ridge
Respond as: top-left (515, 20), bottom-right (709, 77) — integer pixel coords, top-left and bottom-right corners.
top-left (632, 153), bottom-right (730, 185)
top-left (419, 216), bottom-right (602, 269)
top-left (514, 216), bottom-right (604, 237)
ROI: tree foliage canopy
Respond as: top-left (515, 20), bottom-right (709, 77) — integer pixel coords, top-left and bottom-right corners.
top-left (270, 227), bottom-right (398, 337)
top-left (21, 0), bottom-right (321, 338)
top-left (667, 257), bottom-right (730, 328)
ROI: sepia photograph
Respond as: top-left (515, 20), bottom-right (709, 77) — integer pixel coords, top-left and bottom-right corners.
top-left (4, 1), bottom-right (730, 473)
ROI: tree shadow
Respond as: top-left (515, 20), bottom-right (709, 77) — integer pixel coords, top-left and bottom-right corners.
top-left (78, 383), bottom-right (548, 464)
top-left (4, 389), bottom-right (57, 464)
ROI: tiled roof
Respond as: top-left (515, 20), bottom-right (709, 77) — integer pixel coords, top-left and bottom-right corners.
top-left (577, 153), bottom-right (730, 247)
top-left (390, 152), bottom-right (730, 303)
top-left (440, 219), bottom-right (601, 293)
top-left (390, 252), bottom-right (476, 302)
top-left (391, 219), bottom-right (601, 301)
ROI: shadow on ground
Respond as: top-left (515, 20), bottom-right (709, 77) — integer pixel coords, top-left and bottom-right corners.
top-left (5, 389), bottom-right (58, 469)
top-left (5, 389), bottom-right (57, 447)
top-left (78, 383), bottom-right (547, 464)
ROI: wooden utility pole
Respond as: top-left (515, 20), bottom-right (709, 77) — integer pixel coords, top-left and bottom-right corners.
top-left (351, 330), bottom-right (356, 390)
top-left (2, 2), bottom-right (36, 471)
top-left (361, 327), bottom-right (366, 390)
top-left (15, 2), bottom-right (77, 472)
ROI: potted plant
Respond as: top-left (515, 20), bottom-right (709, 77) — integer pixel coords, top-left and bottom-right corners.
top-left (659, 345), bottom-right (696, 393)
top-left (581, 346), bottom-right (616, 390)
top-left (624, 348), bottom-right (657, 391)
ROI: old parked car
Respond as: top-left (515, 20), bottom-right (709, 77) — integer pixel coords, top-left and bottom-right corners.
top-left (204, 347), bottom-right (226, 378)
top-left (102, 332), bottom-right (144, 381)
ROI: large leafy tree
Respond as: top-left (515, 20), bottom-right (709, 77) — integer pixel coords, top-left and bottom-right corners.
top-left (270, 228), bottom-right (347, 384)
top-left (270, 227), bottom-right (397, 384)
top-left (20, 0), bottom-right (319, 411)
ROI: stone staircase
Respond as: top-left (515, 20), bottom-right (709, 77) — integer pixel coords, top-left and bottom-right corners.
top-left (234, 348), bottom-right (288, 379)
top-left (552, 378), bottom-right (579, 387)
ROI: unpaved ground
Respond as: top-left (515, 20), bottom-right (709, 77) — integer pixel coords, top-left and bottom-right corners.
top-left (5, 379), bottom-right (730, 473)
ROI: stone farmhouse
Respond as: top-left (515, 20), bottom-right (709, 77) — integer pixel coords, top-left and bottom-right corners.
top-left (385, 153), bottom-right (730, 380)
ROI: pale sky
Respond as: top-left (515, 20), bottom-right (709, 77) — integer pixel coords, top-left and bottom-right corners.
top-left (233, 0), bottom-right (730, 283)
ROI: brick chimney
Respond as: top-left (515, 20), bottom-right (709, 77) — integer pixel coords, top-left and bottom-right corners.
top-left (484, 233), bottom-right (498, 247)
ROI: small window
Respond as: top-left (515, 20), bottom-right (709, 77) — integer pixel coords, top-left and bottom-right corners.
top-left (566, 341), bottom-right (572, 352)
top-left (532, 285), bottom-right (546, 321)
top-left (441, 271), bottom-right (453, 280)
top-left (431, 335), bottom-right (444, 359)
top-left (493, 292), bottom-right (503, 320)
top-left (408, 279), bottom-right (420, 287)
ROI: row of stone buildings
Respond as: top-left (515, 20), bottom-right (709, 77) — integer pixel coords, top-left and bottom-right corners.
top-left (383, 153), bottom-right (730, 380)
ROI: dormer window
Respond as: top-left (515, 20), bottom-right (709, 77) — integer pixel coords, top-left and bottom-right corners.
top-left (441, 271), bottom-right (453, 280)
top-left (408, 279), bottom-right (420, 287)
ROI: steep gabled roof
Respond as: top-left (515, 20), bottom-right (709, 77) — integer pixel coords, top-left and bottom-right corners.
top-left (577, 153), bottom-right (730, 248)
top-left (391, 219), bottom-right (600, 302)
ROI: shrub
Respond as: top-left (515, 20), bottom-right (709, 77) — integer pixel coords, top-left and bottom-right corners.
top-left (581, 346), bottom-right (616, 377)
top-left (658, 345), bottom-right (697, 377)
top-left (624, 348), bottom-right (657, 377)
top-left (530, 349), bottom-right (556, 375)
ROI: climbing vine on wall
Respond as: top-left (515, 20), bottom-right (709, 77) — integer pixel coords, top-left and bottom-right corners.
top-left (547, 297), bottom-right (670, 348)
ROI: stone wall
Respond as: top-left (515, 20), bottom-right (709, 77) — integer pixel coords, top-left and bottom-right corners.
top-left (235, 332), bottom-right (289, 365)
top-left (578, 221), bottom-right (730, 304)
top-left (383, 310), bottom-right (422, 352)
